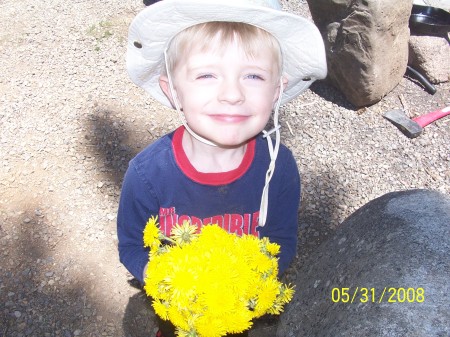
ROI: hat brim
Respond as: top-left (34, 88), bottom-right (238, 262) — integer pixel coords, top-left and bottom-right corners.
top-left (127, 0), bottom-right (327, 107)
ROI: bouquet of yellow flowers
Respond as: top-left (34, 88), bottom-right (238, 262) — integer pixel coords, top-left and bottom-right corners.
top-left (143, 216), bottom-right (294, 337)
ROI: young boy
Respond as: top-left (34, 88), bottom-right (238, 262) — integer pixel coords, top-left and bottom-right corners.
top-left (118, 0), bottom-right (326, 335)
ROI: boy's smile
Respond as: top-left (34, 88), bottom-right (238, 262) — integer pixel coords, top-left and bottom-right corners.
top-left (160, 38), bottom-right (285, 149)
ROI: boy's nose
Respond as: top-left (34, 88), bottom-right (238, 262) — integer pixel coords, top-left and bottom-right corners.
top-left (218, 79), bottom-right (245, 104)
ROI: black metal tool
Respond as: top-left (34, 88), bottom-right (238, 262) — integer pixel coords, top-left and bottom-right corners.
top-left (406, 65), bottom-right (437, 95)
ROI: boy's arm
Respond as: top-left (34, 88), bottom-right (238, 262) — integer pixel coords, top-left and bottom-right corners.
top-left (117, 164), bottom-right (159, 284)
top-left (260, 151), bottom-right (301, 275)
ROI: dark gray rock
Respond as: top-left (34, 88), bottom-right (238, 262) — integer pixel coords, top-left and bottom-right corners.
top-left (306, 0), bottom-right (412, 107)
top-left (277, 189), bottom-right (450, 337)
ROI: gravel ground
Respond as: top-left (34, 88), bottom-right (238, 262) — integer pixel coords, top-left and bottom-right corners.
top-left (0, 1), bottom-right (448, 336)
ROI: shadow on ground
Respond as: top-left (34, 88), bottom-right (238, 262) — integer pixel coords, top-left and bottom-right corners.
top-left (84, 107), bottom-right (139, 187)
top-left (0, 204), bottom-right (101, 336)
top-left (122, 290), bottom-right (159, 337)
top-left (282, 168), bottom-right (347, 285)
top-left (310, 80), bottom-right (356, 110)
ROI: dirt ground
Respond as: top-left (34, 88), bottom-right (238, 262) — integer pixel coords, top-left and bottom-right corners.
top-left (0, 1), bottom-right (449, 337)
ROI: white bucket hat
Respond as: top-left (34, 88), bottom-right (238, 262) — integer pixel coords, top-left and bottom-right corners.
top-left (127, 0), bottom-right (327, 107)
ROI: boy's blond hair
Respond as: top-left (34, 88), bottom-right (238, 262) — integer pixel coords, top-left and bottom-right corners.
top-left (164, 21), bottom-right (282, 76)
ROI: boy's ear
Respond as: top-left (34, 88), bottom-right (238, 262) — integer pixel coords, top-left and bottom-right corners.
top-left (159, 75), bottom-right (176, 107)
top-left (274, 76), bottom-right (289, 104)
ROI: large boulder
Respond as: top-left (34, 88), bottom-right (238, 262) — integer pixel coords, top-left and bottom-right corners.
top-left (277, 189), bottom-right (450, 337)
top-left (306, 0), bottom-right (412, 107)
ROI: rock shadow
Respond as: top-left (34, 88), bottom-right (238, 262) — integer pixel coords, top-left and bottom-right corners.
top-left (309, 80), bottom-right (356, 111)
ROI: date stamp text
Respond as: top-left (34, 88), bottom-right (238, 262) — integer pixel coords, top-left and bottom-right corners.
top-left (331, 287), bottom-right (425, 303)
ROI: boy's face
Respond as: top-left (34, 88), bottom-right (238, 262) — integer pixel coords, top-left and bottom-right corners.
top-left (160, 38), bottom-right (286, 148)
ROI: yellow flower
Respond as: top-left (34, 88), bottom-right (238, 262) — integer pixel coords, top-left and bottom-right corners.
top-left (171, 220), bottom-right (198, 245)
top-left (175, 329), bottom-right (189, 337)
top-left (169, 266), bottom-right (197, 302)
top-left (143, 216), bottom-right (162, 253)
top-left (195, 315), bottom-right (227, 337)
top-left (168, 306), bottom-right (190, 331)
top-left (224, 307), bottom-right (253, 333)
top-left (262, 237), bottom-right (281, 257)
top-left (254, 278), bottom-right (280, 315)
top-left (278, 283), bottom-right (295, 303)
top-left (153, 299), bottom-right (169, 320)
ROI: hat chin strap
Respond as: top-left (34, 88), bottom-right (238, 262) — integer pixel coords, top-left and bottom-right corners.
top-left (164, 50), bottom-right (283, 228)
top-left (259, 78), bottom-right (283, 227)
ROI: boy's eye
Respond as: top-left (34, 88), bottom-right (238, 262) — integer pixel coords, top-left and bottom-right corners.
top-left (246, 74), bottom-right (264, 80)
top-left (197, 74), bottom-right (214, 79)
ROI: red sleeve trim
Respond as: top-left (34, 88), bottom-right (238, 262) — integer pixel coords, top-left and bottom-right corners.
top-left (172, 127), bottom-right (255, 186)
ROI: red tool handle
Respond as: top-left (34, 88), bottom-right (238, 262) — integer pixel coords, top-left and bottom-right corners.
top-left (413, 106), bottom-right (450, 127)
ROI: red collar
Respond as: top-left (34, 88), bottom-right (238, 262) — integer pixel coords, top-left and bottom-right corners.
top-left (172, 127), bottom-right (255, 185)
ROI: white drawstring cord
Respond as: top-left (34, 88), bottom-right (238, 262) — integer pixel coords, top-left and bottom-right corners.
top-left (258, 77), bottom-right (284, 227)
top-left (164, 50), bottom-right (217, 147)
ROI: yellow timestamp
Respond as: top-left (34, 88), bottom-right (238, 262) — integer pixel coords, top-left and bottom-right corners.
top-left (331, 287), bottom-right (425, 303)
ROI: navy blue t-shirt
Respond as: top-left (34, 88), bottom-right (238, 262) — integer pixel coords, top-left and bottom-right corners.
top-left (117, 127), bottom-right (300, 283)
